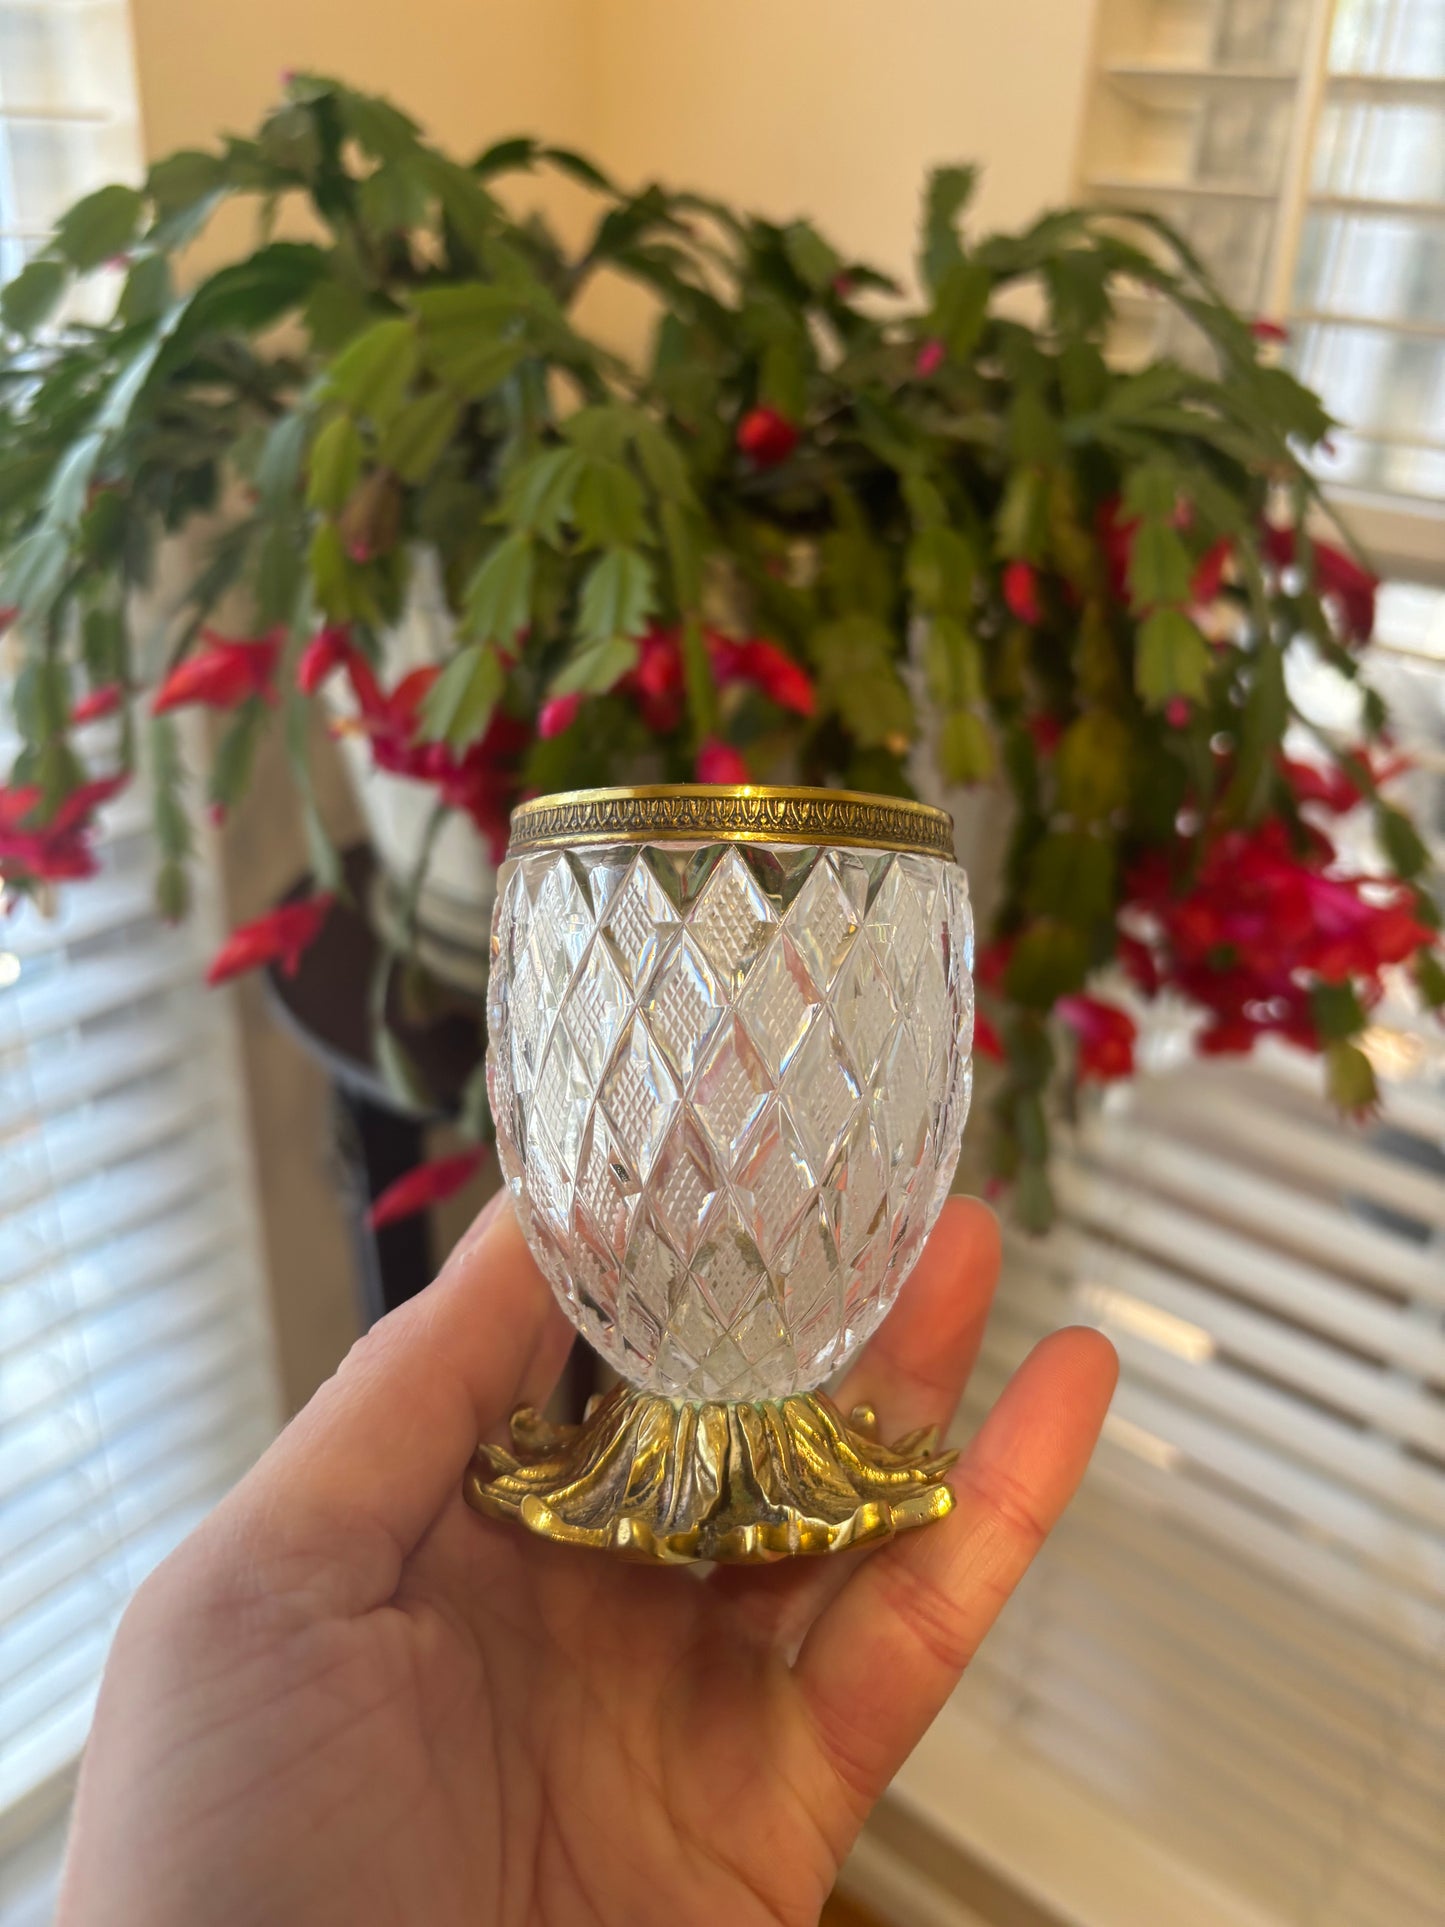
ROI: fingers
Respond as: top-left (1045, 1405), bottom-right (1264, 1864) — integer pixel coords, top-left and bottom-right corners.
top-left (205, 1190), bottom-right (571, 1610)
top-left (793, 1326), bottom-right (1117, 1811)
top-left (712, 1198), bottom-right (1001, 1649)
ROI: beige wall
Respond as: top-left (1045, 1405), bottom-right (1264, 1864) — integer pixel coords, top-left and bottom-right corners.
top-left (129, 0), bottom-right (590, 162)
top-left (583, 0), bottom-right (1095, 282)
top-left (129, 0), bottom-right (1094, 271)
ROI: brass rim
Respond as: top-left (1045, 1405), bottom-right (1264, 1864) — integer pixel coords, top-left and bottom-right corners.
top-left (505, 785), bottom-right (956, 861)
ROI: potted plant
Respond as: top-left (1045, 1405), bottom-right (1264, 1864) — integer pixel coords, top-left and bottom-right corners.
top-left (0, 73), bottom-right (1438, 1225)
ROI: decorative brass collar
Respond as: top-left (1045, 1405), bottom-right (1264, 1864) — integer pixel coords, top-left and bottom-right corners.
top-left (506, 785), bottom-right (956, 861)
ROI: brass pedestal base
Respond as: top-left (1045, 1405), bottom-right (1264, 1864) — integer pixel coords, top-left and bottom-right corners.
top-left (465, 1383), bottom-right (958, 1564)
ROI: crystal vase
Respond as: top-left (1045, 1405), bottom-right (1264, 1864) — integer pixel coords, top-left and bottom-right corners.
top-left (466, 785), bottom-right (975, 1562)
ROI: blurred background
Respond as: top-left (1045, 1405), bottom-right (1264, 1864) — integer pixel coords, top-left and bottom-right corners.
top-left (1, 4), bottom-right (1442, 1924)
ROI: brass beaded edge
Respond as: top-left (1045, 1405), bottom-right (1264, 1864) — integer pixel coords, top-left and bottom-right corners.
top-left (506, 785), bottom-right (956, 862)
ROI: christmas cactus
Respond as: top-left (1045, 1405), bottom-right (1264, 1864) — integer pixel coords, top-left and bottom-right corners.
top-left (0, 73), bottom-right (1437, 1225)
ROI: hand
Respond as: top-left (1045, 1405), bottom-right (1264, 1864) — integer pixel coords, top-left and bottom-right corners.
top-left (58, 1194), bottom-right (1115, 1927)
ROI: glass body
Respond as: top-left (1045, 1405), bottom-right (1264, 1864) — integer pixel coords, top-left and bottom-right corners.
top-left (487, 836), bottom-right (974, 1402)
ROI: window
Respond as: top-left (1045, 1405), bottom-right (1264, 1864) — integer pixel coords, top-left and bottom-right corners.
top-left (1077, 0), bottom-right (1445, 580)
top-left (0, 0), bottom-right (141, 288)
top-left (0, 8), bottom-right (279, 1915)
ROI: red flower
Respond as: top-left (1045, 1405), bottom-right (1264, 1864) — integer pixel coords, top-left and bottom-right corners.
top-left (629, 626), bottom-right (687, 730)
top-left (1301, 874), bottom-right (1432, 982)
top-left (1197, 1014), bottom-right (1261, 1055)
top-left (538, 624), bottom-right (815, 743)
top-left (152, 628), bottom-right (282, 714)
top-left (1251, 318), bottom-right (1290, 344)
top-left (1280, 754), bottom-right (1356, 813)
top-left (353, 667), bottom-right (527, 866)
top-left (1095, 497), bottom-right (1134, 603)
top-left (296, 624), bottom-right (385, 719)
top-left (367, 1149), bottom-right (486, 1230)
top-left (1116, 933), bottom-right (1160, 998)
top-left (696, 738), bottom-right (751, 784)
top-left (538, 693), bottom-right (582, 739)
top-left (1262, 526), bottom-right (1378, 645)
top-left (1190, 537), bottom-right (1232, 606)
top-left (974, 936), bottom-right (1014, 993)
top-left (1097, 497), bottom-right (1231, 614)
top-left (206, 895), bottom-right (332, 986)
top-left (71, 683), bottom-right (124, 725)
top-left (1123, 812), bottom-right (1436, 1059)
top-left (1002, 559), bottom-right (1043, 626)
top-left (1317, 543), bottom-right (1378, 645)
top-left (1026, 712), bottom-right (1063, 758)
top-left (974, 1011), bottom-right (1005, 1061)
top-left (433, 721), bottom-right (530, 864)
top-left (0, 773), bottom-right (129, 885)
top-left (736, 407), bottom-right (799, 468)
top-left (0, 783), bottom-right (42, 832)
top-left (1057, 994), bottom-right (1137, 1082)
top-left (710, 633), bottom-right (816, 716)
top-left (51, 772), bottom-right (130, 833)
top-left (1279, 750), bottom-right (1410, 815)
top-left (1165, 697), bottom-right (1192, 729)
top-left (915, 337), bottom-right (946, 378)
top-left (375, 666), bottom-right (441, 743)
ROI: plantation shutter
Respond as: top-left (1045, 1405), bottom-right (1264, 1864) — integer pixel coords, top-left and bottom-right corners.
top-left (1295, 5), bottom-right (1445, 509)
top-left (1077, 0), bottom-right (1445, 577)
top-left (0, 6), bottom-right (281, 1917)
top-left (0, 0), bottom-right (141, 291)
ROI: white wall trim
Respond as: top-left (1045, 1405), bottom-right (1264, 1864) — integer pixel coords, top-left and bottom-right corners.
top-left (838, 1821), bottom-right (994, 1927)
top-left (890, 1706), bottom-right (1282, 1927)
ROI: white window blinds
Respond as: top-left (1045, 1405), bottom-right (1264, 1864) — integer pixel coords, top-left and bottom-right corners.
top-left (0, 755), bottom-right (281, 1899)
top-left (0, 766), bottom-right (281, 1802)
top-left (0, 6), bottom-right (281, 1913)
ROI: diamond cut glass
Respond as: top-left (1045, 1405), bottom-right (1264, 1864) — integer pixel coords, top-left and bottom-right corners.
top-left (487, 798), bottom-right (974, 1406)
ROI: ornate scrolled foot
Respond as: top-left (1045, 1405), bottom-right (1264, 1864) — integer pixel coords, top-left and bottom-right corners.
top-left (465, 1383), bottom-right (958, 1564)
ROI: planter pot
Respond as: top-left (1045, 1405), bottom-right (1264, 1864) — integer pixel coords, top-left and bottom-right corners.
top-left (329, 550), bottom-right (495, 997)
top-left (334, 741), bottom-right (498, 997)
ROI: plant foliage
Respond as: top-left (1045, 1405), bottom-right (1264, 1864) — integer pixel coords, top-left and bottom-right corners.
top-left (0, 74), bottom-right (1436, 1215)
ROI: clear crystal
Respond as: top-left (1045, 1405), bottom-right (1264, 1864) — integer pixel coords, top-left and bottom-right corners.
top-left (598, 1017), bottom-right (678, 1178)
top-left (688, 846), bottom-right (777, 986)
top-left (489, 839), bottom-right (973, 1400)
top-left (641, 934), bottom-right (726, 1082)
top-left (690, 1015), bottom-right (772, 1164)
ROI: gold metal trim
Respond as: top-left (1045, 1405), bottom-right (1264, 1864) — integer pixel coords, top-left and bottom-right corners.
top-left (465, 1383), bottom-right (957, 1563)
top-left (505, 785), bottom-right (955, 861)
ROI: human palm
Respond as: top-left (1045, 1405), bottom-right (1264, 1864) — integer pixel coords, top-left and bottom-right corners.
top-left (60, 1196), bottom-right (1114, 1927)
